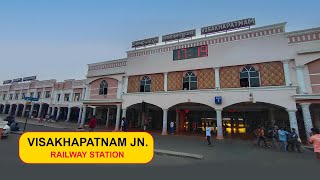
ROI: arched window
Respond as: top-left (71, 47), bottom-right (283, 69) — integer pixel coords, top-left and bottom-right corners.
top-left (140, 76), bottom-right (151, 92)
top-left (183, 71), bottom-right (197, 90)
top-left (240, 66), bottom-right (260, 87)
top-left (99, 80), bottom-right (108, 95)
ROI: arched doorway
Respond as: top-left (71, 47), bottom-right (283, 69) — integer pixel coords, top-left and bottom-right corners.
top-left (40, 103), bottom-right (50, 118)
top-left (0, 104), bottom-right (4, 114)
top-left (126, 102), bottom-right (163, 131)
top-left (10, 104), bottom-right (18, 116)
top-left (32, 104), bottom-right (40, 118)
top-left (17, 104), bottom-right (24, 117)
top-left (223, 102), bottom-right (288, 139)
top-left (69, 107), bottom-right (80, 123)
top-left (169, 102), bottom-right (215, 134)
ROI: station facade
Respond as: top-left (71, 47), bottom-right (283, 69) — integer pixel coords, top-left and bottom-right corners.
top-left (83, 22), bottom-right (320, 140)
top-left (1, 21), bottom-right (320, 140)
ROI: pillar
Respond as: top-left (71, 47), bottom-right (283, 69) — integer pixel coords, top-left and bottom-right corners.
top-left (175, 110), bottom-right (179, 132)
top-left (115, 104), bottom-right (121, 131)
top-left (214, 67), bottom-right (220, 89)
top-left (161, 108), bottom-right (168, 135)
top-left (122, 108), bottom-right (127, 118)
top-left (124, 76), bottom-right (129, 94)
top-left (216, 109), bottom-right (223, 139)
top-left (47, 106), bottom-right (51, 116)
top-left (164, 72), bottom-right (168, 91)
top-left (84, 84), bottom-right (90, 100)
top-left (77, 107), bottom-right (82, 124)
top-left (2, 105), bottom-right (6, 114)
top-left (22, 104), bottom-right (27, 117)
top-left (80, 105), bottom-right (87, 127)
top-left (56, 107), bottom-right (61, 120)
top-left (286, 109), bottom-right (299, 136)
top-left (117, 81), bottom-right (123, 99)
top-left (269, 109), bottom-right (275, 126)
top-left (37, 103), bottom-right (43, 118)
top-left (282, 60), bottom-right (292, 86)
top-left (301, 103), bottom-right (313, 139)
top-left (51, 107), bottom-right (55, 116)
top-left (92, 107), bottom-right (97, 117)
top-left (14, 104), bottom-right (19, 116)
top-left (296, 65), bottom-right (307, 94)
top-left (66, 107), bottom-right (71, 122)
top-left (106, 108), bottom-right (110, 127)
top-left (29, 103), bottom-right (34, 117)
top-left (8, 104), bottom-right (13, 115)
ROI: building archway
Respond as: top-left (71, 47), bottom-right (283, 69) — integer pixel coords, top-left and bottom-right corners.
top-left (69, 107), bottom-right (80, 123)
top-left (223, 101), bottom-right (289, 138)
top-left (126, 102), bottom-right (163, 131)
top-left (10, 104), bottom-right (18, 116)
top-left (17, 104), bottom-right (24, 117)
top-left (168, 102), bottom-right (215, 134)
top-left (0, 104), bottom-right (4, 114)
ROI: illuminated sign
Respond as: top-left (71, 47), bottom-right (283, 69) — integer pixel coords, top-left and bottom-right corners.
top-left (132, 37), bottom-right (159, 48)
top-left (201, 18), bottom-right (255, 35)
top-left (162, 29), bottom-right (196, 42)
top-left (173, 45), bottom-right (208, 61)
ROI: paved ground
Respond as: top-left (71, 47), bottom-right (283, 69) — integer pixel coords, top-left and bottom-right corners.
top-left (1, 118), bottom-right (320, 179)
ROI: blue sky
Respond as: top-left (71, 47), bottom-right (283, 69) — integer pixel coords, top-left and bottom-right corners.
top-left (0, 0), bottom-right (319, 83)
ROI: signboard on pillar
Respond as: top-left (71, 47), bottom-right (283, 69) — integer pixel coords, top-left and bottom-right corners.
top-left (215, 96), bottom-right (222, 105)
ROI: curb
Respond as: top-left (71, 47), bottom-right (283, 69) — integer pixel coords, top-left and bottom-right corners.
top-left (154, 149), bottom-right (204, 160)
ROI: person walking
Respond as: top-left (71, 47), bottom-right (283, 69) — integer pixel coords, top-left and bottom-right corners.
top-left (120, 117), bottom-right (126, 132)
top-left (290, 128), bottom-right (301, 153)
top-left (170, 120), bottom-right (175, 134)
top-left (257, 126), bottom-right (268, 148)
top-left (278, 127), bottom-right (289, 152)
top-left (206, 123), bottom-right (213, 147)
top-left (88, 116), bottom-right (97, 132)
top-left (309, 128), bottom-right (320, 160)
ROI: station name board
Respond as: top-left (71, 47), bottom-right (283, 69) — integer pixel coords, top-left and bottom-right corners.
top-left (201, 18), bottom-right (255, 35)
top-left (132, 37), bottom-right (159, 48)
top-left (3, 76), bottom-right (36, 85)
top-left (162, 29), bottom-right (196, 42)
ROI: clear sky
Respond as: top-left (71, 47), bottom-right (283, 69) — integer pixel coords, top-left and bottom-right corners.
top-left (0, 0), bottom-right (319, 83)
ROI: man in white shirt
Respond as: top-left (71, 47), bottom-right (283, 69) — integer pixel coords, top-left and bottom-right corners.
top-left (170, 121), bottom-right (175, 134)
top-left (206, 123), bottom-right (213, 147)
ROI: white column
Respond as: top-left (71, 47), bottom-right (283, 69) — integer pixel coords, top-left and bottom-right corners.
top-left (84, 84), bottom-right (90, 100)
top-left (77, 107), bottom-right (83, 124)
top-left (51, 107), bottom-right (55, 116)
top-left (115, 104), bottom-right (121, 131)
top-left (216, 109), bottom-right (223, 139)
top-left (8, 104), bottom-right (13, 115)
top-left (56, 107), bottom-right (61, 120)
top-left (92, 107), bottom-right (96, 116)
top-left (296, 65), bottom-right (307, 94)
top-left (47, 106), bottom-right (51, 115)
top-left (286, 109), bottom-right (299, 136)
top-left (175, 110), bottom-right (179, 132)
top-left (81, 87), bottom-right (86, 100)
top-left (269, 109), bottom-right (275, 126)
top-left (37, 103), bottom-right (43, 118)
top-left (80, 105), bottom-right (87, 127)
top-left (164, 72), bottom-right (168, 92)
top-left (124, 76), bottom-right (129, 94)
top-left (66, 107), bottom-right (71, 122)
top-left (106, 108), bottom-right (110, 127)
top-left (282, 60), bottom-right (292, 86)
top-left (300, 103), bottom-right (313, 139)
top-left (161, 108), bottom-right (168, 135)
top-left (22, 104), bottom-right (27, 117)
top-left (29, 103), bottom-right (34, 117)
top-left (214, 67), bottom-right (220, 89)
top-left (117, 81), bottom-right (123, 99)
top-left (2, 105), bottom-right (6, 114)
top-left (122, 108), bottom-right (127, 118)
top-left (14, 104), bottom-right (19, 116)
